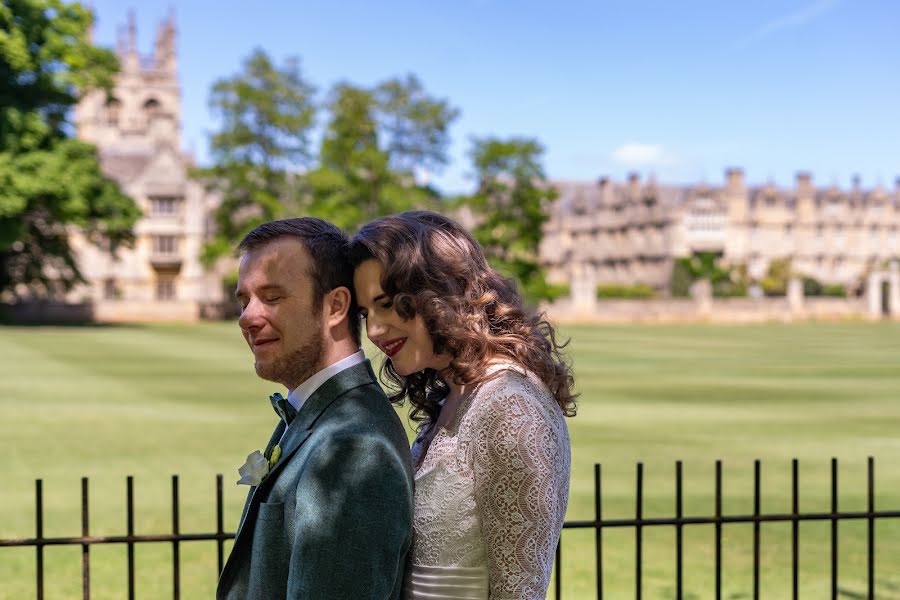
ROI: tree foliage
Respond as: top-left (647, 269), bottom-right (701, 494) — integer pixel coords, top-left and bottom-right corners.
top-left (671, 252), bottom-right (748, 298)
top-left (196, 49), bottom-right (317, 262)
top-left (0, 0), bottom-right (139, 299)
top-left (761, 257), bottom-right (792, 297)
top-left (462, 137), bottom-right (561, 303)
top-left (304, 76), bottom-right (456, 230)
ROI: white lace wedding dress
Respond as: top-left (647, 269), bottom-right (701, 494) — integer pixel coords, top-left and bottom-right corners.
top-left (404, 366), bottom-right (571, 600)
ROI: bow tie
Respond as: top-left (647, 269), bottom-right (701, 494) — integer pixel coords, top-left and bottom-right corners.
top-left (270, 393), bottom-right (297, 425)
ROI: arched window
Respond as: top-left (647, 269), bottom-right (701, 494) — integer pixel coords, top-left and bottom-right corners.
top-left (143, 97), bottom-right (162, 120)
top-left (106, 97), bottom-right (121, 126)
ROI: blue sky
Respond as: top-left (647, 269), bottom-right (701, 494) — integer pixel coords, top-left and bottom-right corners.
top-left (88, 0), bottom-right (900, 194)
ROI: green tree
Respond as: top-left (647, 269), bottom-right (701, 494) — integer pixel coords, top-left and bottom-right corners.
top-left (373, 74), bottom-right (459, 173)
top-left (761, 257), bottom-right (792, 296)
top-left (462, 137), bottom-right (561, 303)
top-left (305, 76), bottom-right (457, 230)
top-left (0, 0), bottom-right (140, 298)
top-left (197, 49), bottom-right (317, 262)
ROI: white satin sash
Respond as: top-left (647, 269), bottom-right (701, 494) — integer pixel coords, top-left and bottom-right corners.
top-left (403, 563), bottom-right (488, 599)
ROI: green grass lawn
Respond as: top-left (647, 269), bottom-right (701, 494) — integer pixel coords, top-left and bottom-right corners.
top-left (1, 321), bottom-right (899, 599)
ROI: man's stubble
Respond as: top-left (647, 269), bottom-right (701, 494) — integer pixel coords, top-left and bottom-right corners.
top-left (256, 324), bottom-right (326, 391)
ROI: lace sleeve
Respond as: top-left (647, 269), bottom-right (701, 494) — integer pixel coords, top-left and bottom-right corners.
top-left (469, 373), bottom-right (571, 600)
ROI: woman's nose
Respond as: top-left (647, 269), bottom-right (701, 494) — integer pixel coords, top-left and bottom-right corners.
top-left (366, 315), bottom-right (388, 340)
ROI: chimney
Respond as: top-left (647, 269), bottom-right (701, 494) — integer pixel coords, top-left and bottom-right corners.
top-left (627, 172), bottom-right (640, 199)
top-left (725, 167), bottom-right (745, 191)
top-left (795, 171), bottom-right (813, 195)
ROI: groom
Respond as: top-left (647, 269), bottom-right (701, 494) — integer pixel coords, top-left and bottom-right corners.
top-left (216, 218), bottom-right (413, 599)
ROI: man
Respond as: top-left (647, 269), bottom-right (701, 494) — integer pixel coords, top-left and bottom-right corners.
top-left (217, 218), bottom-right (413, 600)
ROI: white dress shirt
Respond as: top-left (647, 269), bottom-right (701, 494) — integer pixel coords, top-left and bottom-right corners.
top-left (286, 349), bottom-right (367, 413)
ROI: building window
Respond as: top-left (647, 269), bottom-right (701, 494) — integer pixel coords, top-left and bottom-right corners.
top-left (144, 97), bottom-right (162, 120)
top-left (153, 235), bottom-right (178, 255)
top-left (156, 275), bottom-right (176, 301)
top-left (103, 278), bottom-right (118, 300)
top-left (106, 97), bottom-right (121, 126)
top-left (150, 196), bottom-right (180, 216)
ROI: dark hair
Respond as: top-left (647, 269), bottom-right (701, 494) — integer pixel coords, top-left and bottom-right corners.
top-left (239, 218), bottom-right (360, 345)
top-left (348, 211), bottom-right (576, 426)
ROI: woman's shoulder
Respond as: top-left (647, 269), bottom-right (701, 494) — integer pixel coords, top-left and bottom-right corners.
top-left (470, 362), bottom-right (559, 417)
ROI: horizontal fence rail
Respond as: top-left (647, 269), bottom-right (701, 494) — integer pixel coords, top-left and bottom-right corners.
top-left (553, 457), bottom-right (900, 600)
top-left (1, 458), bottom-right (898, 599)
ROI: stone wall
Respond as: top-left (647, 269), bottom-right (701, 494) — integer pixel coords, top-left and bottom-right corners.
top-left (543, 296), bottom-right (874, 324)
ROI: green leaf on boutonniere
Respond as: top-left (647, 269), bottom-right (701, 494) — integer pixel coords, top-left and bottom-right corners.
top-left (268, 444), bottom-right (281, 469)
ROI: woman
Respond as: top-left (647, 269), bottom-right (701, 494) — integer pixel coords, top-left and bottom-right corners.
top-left (349, 211), bottom-right (575, 600)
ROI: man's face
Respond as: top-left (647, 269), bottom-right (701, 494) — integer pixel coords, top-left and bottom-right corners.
top-left (236, 238), bottom-right (325, 390)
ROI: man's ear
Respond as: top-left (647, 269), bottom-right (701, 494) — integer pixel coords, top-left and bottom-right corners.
top-left (324, 286), bottom-right (352, 329)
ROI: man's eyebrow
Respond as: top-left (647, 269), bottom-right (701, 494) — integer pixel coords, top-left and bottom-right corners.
top-left (373, 293), bottom-right (388, 303)
top-left (234, 284), bottom-right (287, 298)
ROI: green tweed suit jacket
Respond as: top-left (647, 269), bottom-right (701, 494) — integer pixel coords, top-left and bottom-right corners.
top-left (216, 360), bottom-right (414, 600)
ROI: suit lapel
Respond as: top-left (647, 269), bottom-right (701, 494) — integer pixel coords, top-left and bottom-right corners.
top-left (219, 359), bottom-right (379, 586)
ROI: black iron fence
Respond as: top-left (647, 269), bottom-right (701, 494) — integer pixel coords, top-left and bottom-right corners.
top-left (1, 457), bottom-right (898, 599)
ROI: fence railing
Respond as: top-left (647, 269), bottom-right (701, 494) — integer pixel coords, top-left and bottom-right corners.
top-left (553, 457), bottom-right (900, 600)
top-left (1, 457), bottom-right (898, 599)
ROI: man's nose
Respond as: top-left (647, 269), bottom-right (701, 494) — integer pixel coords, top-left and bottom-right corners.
top-left (238, 297), bottom-right (264, 331)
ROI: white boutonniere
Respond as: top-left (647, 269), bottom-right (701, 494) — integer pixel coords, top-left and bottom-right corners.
top-left (236, 445), bottom-right (282, 486)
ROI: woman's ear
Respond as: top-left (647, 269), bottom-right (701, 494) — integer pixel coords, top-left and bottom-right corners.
top-left (325, 286), bottom-right (352, 329)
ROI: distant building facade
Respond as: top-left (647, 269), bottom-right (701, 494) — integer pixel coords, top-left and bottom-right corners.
top-left (542, 169), bottom-right (900, 304)
top-left (62, 11), bottom-right (899, 322)
top-left (71, 13), bottom-right (224, 321)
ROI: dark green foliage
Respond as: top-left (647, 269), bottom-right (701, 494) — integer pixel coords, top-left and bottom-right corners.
top-left (802, 277), bottom-right (846, 298)
top-left (195, 49), bottom-right (317, 263)
top-left (462, 137), bottom-right (559, 303)
top-left (670, 259), bottom-right (693, 297)
top-left (305, 79), bottom-right (452, 230)
top-left (0, 0), bottom-right (140, 298)
top-left (596, 284), bottom-right (655, 299)
top-left (670, 252), bottom-right (748, 298)
top-left (761, 257), bottom-right (791, 297)
top-left (803, 276), bottom-right (824, 297)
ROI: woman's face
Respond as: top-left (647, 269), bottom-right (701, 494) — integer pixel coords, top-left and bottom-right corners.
top-left (353, 258), bottom-right (451, 376)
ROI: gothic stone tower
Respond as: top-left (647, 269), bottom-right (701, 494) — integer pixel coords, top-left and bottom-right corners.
top-left (72, 11), bottom-right (223, 321)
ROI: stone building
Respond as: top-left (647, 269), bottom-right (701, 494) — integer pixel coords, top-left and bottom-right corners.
top-left (71, 13), bottom-right (224, 321)
top-left (542, 169), bottom-right (900, 304)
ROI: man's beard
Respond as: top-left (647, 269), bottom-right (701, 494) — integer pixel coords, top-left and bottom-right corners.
top-left (255, 326), bottom-right (325, 390)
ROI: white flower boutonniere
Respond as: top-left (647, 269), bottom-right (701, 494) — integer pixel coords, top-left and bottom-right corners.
top-left (237, 450), bottom-right (269, 486)
top-left (236, 445), bottom-right (283, 487)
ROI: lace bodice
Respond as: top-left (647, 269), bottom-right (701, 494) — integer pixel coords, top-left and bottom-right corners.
top-left (408, 367), bottom-right (571, 599)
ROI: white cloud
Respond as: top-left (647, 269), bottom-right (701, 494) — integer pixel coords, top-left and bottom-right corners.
top-left (736, 0), bottom-right (839, 47)
top-left (611, 143), bottom-right (672, 167)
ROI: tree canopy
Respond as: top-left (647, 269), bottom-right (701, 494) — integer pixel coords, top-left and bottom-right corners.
top-left (0, 0), bottom-right (139, 299)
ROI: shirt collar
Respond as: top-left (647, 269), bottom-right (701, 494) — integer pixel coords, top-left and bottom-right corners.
top-left (286, 349), bottom-right (367, 412)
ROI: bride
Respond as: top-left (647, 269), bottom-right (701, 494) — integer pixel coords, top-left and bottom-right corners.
top-left (349, 211), bottom-right (575, 599)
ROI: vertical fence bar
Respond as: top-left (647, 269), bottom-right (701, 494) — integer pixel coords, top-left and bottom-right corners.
top-left (831, 458), bottom-right (838, 600)
top-left (81, 477), bottom-right (90, 600)
top-left (127, 477), bottom-right (135, 600)
top-left (554, 539), bottom-right (562, 599)
top-left (35, 479), bottom-right (44, 600)
top-left (595, 464), bottom-right (603, 600)
top-left (792, 459), bottom-right (799, 600)
top-left (172, 475), bottom-right (180, 600)
top-left (216, 474), bottom-right (225, 575)
top-left (715, 460), bottom-right (722, 600)
top-left (635, 462), bottom-right (643, 600)
top-left (676, 461), bottom-right (683, 600)
top-left (753, 460), bottom-right (760, 600)
top-left (867, 457), bottom-right (874, 600)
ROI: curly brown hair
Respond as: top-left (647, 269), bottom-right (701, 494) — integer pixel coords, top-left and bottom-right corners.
top-left (347, 211), bottom-right (576, 426)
